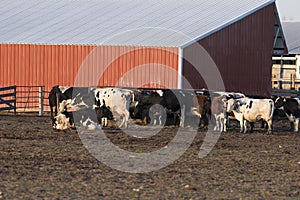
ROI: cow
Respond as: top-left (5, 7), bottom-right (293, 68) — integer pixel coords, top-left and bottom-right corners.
top-left (53, 107), bottom-right (103, 130)
top-left (211, 95), bottom-right (227, 132)
top-left (48, 86), bottom-right (71, 122)
top-left (148, 104), bottom-right (166, 126)
top-left (226, 97), bottom-right (274, 134)
top-left (193, 91), bottom-right (211, 129)
top-left (274, 97), bottom-right (300, 132)
top-left (132, 89), bottom-right (202, 127)
top-left (159, 89), bottom-right (202, 127)
top-left (95, 100), bottom-right (114, 127)
top-left (48, 86), bottom-right (91, 119)
top-left (131, 89), bottom-right (163, 125)
top-left (177, 90), bottom-right (202, 127)
top-left (94, 87), bottom-right (134, 128)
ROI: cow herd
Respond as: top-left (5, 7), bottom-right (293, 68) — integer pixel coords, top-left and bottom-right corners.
top-left (48, 85), bottom-right (300, 134)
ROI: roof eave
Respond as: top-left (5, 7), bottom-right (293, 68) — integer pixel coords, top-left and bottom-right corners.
top-left (181, 0), bottom-right (276, 48)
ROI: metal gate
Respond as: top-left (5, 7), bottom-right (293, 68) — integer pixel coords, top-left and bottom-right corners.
top-left (0, 86), bottom-right (17, 115)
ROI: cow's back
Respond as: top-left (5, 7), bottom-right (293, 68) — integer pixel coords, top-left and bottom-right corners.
top-left (240, 98), bottom-right (274, 121)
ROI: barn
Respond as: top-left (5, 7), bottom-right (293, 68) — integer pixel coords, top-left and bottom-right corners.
top-left (0, 0), bottom-right (286, 99)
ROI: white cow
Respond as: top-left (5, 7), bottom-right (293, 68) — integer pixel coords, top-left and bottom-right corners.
top-left (94, 87), bottom-right (134, 128)
top-left (227, 97), bottom-right (274, 134)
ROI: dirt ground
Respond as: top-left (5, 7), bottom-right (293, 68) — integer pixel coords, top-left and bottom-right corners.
top-left (0, 114), bottom-right (299, 199)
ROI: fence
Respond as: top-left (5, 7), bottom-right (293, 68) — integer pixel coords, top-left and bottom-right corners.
top-left (271, 88), bottom-right (300, 98)
top-left (0, 86), bottom-right (16, 115)
top-left (16, 86), bottom-right (49, 116)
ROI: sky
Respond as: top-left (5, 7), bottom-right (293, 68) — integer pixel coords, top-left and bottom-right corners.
top-left (276, 0), bottom-right (300, 21)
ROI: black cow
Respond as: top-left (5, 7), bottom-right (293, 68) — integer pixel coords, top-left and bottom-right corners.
top-left (274, 97), bottom-right (300, 132)
top-left (95, 100), bottom-right (114, 127)
top-left (160, 89), bottom-right (202, 127)
top-left (131, 89), bottom-right (164, 125)
top-left (48, 86), bottom-right (73, 124)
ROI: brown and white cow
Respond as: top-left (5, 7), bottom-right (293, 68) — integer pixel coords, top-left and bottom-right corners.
top-left (211, 95), bottom-right (227, 132)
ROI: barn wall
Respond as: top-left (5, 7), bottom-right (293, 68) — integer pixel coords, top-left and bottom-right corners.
top-left (183, 3), bottom-right (275, 97)
top-left (0, 44), bottom-right (178, 93)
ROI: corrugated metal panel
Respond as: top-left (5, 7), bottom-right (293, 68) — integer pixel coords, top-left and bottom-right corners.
top-left (0, 0), bottom-right (274, 47)
top-left (0, 44), bottom-right (178, 93)
top-left (183, 3), bottom-right (275, 97)
top-left (282, 22), bottom-right (300, 54)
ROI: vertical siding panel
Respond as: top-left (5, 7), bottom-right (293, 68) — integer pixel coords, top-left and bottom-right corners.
top-left (0, 43), bottom-right (179, 93)
top-left (183, 3), bottom-right (275, 96)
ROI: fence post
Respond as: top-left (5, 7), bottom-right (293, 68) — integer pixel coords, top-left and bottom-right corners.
top-left (39, 86), bottom-right (44, 116)
top-left (14, 85), bottom-right (16, 116)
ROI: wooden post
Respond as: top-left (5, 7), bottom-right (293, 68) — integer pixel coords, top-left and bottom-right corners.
top-left (291, 74), bottom-right (295, 90)
top-left (39, 86), bottom-right (44, 116)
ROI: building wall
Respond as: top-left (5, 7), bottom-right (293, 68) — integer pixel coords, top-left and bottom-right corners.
top-left (182, 3), bottom-right (275, 97)
top-left (0, 44), bottom-right (178, 93)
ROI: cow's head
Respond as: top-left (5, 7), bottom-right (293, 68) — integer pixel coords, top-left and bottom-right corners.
top-left (96, 103), bottom-right (114, 121)
top-left (226, 98), bottom-right (237, 112)
top-left (53, 113), bottom-right (71, 130)
top-left (58, 99), bottom-right (72, 113)
top-left (274, 96), bottom-right (285, 108)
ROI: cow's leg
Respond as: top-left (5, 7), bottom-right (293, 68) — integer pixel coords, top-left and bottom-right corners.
top-left (266, 119), bottom-right (272, 134)
top-left (158, 115), bottom-right (162, 126)
top-left (237, 119), bottom-right (243, 133)
top-left (220, 117), bottom-right (224, 133)
top-left (180, 105), bottom-right (186, 128)
top-left (50, 106), bottom-right (56, 125)
top-left (243, 120), bottom-right (248, 133)
top-left (153, 116), bottom-right (157, 126)
top-left (213, 114), bottom-right (218, 131)
top-left (249, 122), bottom-right (254, 133)
top-left (123, 110), bottom-right (130, 128)
top-left (294, 118), bottom-right (299, 132)
top-left (223, 117), bottom-right (227, 132)
top-left (290, 121), bottom-right (294, 131)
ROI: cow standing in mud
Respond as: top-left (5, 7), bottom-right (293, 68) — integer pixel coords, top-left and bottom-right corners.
top-left (226, 97), bottom-right (274, 134)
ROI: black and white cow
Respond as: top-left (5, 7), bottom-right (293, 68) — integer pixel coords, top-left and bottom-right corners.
top-left (53, 107), bottom-right (104, 130)
top-left (48, 86), bottom-right (91, 118)
top-left (94, 87), bottom-right (134, 128)
top-left (50, 86), bottom-right (114, 130)
top-left (227, 97), bottom-right (274, 134)
top-left (274, 97), bottom-right (300, 132)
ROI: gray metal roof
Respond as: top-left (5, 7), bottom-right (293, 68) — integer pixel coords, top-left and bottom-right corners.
top-left (282, 21), bottom-right (300, 54)
top-left (0, 0), bottom-right (275, 47)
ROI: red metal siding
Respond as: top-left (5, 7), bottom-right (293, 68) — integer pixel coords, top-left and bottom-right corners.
top-left (183, 3), bottom-right (275, 97)
top-left (0, 44), bottom-right (178, 94)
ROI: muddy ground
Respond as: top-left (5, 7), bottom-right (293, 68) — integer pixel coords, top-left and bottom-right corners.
top-left (0, 114), bottom-right (299, 199)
